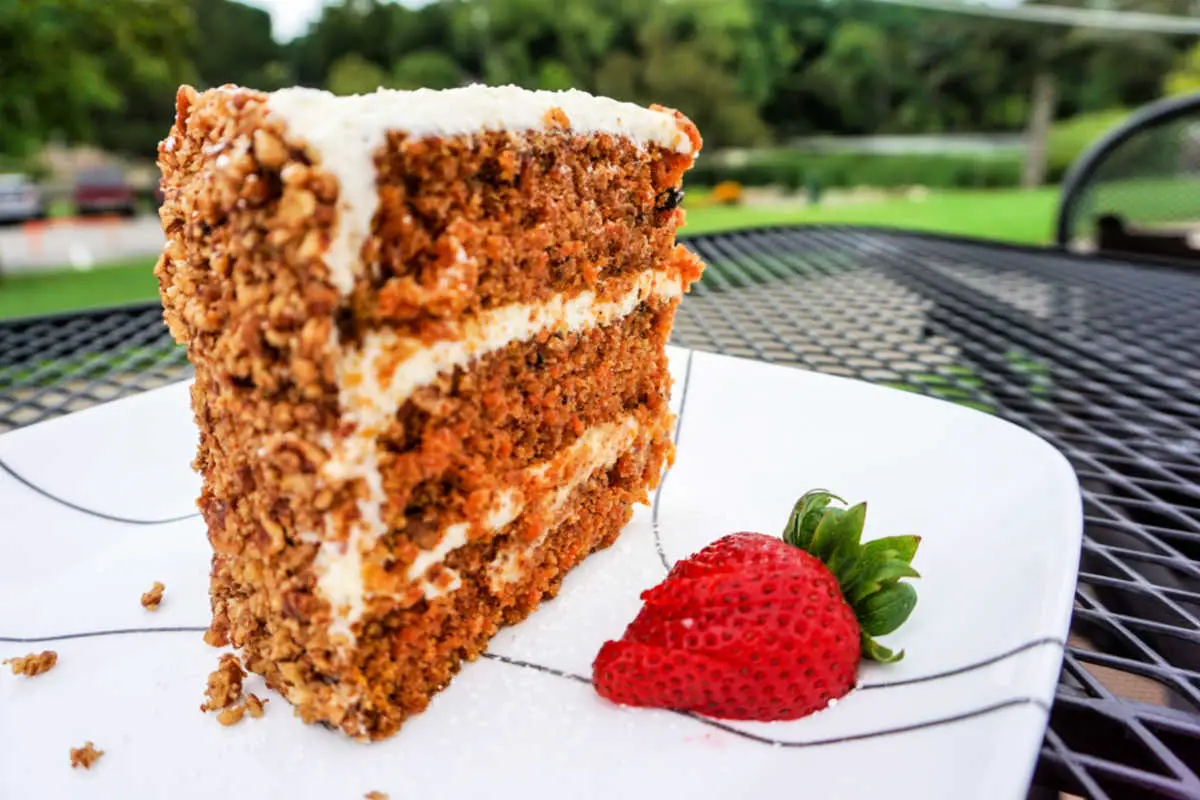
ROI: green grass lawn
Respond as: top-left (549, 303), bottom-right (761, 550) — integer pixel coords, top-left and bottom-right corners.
top-left (0, 256), bottom-right (160, 321)
top-left (0, 187), bottom-right (1060, 322)
top-left (683, 187), bottom-right (1058, 244)
top-left (1086, 177), bottom-right (1200, 226)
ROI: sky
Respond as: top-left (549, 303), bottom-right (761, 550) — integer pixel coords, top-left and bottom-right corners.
top-left (243, 0), bottom-right (329, 42)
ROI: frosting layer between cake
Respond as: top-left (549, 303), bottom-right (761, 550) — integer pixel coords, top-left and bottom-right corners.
top-left (314, 272), bottom-right (681, 636)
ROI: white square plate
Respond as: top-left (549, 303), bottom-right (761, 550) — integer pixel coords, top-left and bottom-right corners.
top-left (0, 347), bottom-right (1081, 799)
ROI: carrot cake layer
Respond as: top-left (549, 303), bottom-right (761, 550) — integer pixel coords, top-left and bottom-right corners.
top-left (156, 83), bottom-right (703, 740)
top-left (239, 437), bottom-right (664, 738)
top-left (376, 300), bottom-right (676, 528)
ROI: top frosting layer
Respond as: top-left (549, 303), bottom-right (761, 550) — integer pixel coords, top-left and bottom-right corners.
top-left (266, 84), bottom-right (695, 155)
top-left (263, 84), bottom-right (695, 295)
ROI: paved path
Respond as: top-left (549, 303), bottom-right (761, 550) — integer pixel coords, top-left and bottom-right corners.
top-left (0, 216), bottom-right (164, 274)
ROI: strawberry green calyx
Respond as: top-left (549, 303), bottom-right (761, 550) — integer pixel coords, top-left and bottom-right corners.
top-left (783, 489), bottom-right (920, 664)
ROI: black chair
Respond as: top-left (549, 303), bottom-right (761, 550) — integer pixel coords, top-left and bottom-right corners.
top-left (1056, 92), bottom-right (1200, 264)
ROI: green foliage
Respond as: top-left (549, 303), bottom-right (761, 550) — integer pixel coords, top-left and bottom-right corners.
top-left (688, 151), bottom-right (1023, 191)
top-left (1164, 43), bottom-right (1200, 98)
top-left (0, 0), bottom-right (194, 157)
top-left (2, 0), bottom-right (1194, 166)
top-left (1046, 108), bottom-right (1131, 181)
top-left (326, 53), bottom-right (388, 95)
top-left (536, 61), bottom-right (576, 92)
top-left (392, 50), bottom-right (464, 90)
top-left (191, 0), bottom-right (283, 89)
top-left (327, 49), bottom-right (462, 95)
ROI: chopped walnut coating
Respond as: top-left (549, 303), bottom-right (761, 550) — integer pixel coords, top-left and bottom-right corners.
top-left (141, 581), bottom-right (166, 610)
top-left (201, 653), bottom-right (245, 712)
top-left (70, 742), bottom-right (103, 769)
top-left (4, 650), bottom-right (57, 677)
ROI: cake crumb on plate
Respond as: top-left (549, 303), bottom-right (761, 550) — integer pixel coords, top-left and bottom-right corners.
top-left (216, 693), bottom-right (270, 726)
top-left (69, 742), bottom-right (103, 769)
top-left (364, 792), bottom-right (389, 800)
top-left (4, 650), bottom-right (57, 677)
top-left (217, 705), bottom-right (246, 726)
top-left (141, 581), bottom-right (165, 610)
top-left (244, 693), bottom-right (268, 718)
top-left (201, 654), bottom-right (244, 712)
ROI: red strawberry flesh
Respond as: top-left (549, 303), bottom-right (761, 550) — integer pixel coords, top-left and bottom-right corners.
top-left (592, 492), bottom-right (920, 722)
top-left (594, 633), bottom-right (856, 721)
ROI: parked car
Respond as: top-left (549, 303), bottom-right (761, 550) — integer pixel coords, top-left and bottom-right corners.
top-left (0, 173), bottom-right (46, 224)
top-left (73, 167), bottom-right (137, 217)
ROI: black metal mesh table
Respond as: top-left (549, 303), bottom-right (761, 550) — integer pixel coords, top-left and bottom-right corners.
top-left (2, 226), bottom-right (1198, 799)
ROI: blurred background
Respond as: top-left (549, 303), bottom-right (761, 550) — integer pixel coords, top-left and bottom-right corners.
top-left (1, 0), bottom-right (1198, 320)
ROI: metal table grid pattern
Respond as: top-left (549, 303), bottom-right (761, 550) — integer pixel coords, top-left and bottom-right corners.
top-left (1, 227), bottom-right (1198, 800)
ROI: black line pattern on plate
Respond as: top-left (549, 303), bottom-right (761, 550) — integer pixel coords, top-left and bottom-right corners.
top-left (651, 348), bottom-right (696, 572)
top-left (681, 697), bottom-right (1051, 748)
top-left (0, 626), bottom-right (207, 644)
top-left (0, 456), bottom-right (201, 526)
top-left (481, 649), bottom-right (1049, 748)
top-left (4, 625), bottom-right (1060, 712)
top-left (481, 652), bottom-right (592, 686)
top-left (1, 622), bottom-right (1050, 749)
top-left (858, 636), bottom-right (1065, 690)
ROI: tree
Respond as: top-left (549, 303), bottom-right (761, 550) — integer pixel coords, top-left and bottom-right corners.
top-left (191, 0), bottom-right (284, 90)
top-left (291, 0), bottom-right (458, 88)
top-left (806, 22), bottom-right (891, 135)
top-left (449, 0), bottom-right (618, 88)
top-left (0, 0), bottom-right (194, 157)
top-left (588, 0), bottom-right (773, 146)
top-left (92, 0), bottom-right (288, 158)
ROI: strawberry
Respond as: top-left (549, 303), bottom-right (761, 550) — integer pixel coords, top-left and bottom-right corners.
top-left (592, 490), bottom-right (920, 721)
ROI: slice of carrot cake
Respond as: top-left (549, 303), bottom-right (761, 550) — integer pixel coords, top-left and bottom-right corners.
top-left (155, 83), bottom-right (704, 740)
